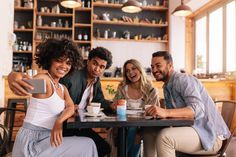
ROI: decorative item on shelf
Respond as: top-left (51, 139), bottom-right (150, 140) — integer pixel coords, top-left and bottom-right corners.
top-left (87, 0), bottom-right (91, 8)
top-left (123, 30), bottom-right (130, 40)
top-left (78, 32), bottom-right (82, 40)
top-left (37, 15), bottom-right (42, 26)
top-left (51, 21), bottom-right (56, 27)
top-left (115, 0), bottom-right (120, 4)
top-left (27, 21), bottom-right (33, 28)
top-left (112, 18), bottom-right (118, 22)
top-left (81, 0), bottom-right (85, 8)
top-left (102, 12), bottom-right (110, 21)
top-left (83, 32), bottom-right (88, 40)
top-left (112, 31), bottom-right (116, 38)
top-left (156, 0), bottom-right (160, 6)
top-left (58, 19), bottom-right (63, 27)
top-left (142, 0), bottom-right (147, 7)
top-left (172, 0), bottom-right (192, 17)
top-left (14, 21), bottom-right (19, 29)
top-left (60, 0), bottom-right (82, 9)
top-left (104, 0), bottom-right (108, 4)
top-left (163, 34), bottom-right (168, 40)
top-left (95, 28), bottom-right (100, 38)
top-left (133, 16), bottom-right (139, 23)
top-left (104, 29), bottom-right (109, 39)
top-left (121, 0), bottom-right (142, 13)
top-left (65, 20), bottom-right (69, 27)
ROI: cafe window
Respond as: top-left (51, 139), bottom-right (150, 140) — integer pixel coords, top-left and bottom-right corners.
top-left (194, 0), bottom-right (236, 74)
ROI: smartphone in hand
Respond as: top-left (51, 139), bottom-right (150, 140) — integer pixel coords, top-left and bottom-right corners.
top-left (23, 79), bottom-right (46, 94)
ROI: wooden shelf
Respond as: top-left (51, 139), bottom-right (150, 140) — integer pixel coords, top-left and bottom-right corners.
top-left (14, 7), bottom-right (34, 11)
top-left (93, 38), bottom-right (168, 43)
top-left (36, 26), bottom-right (72, 31)
top-left (74, 23), bottom-right (92, 27)
top-left (36, 12), bottom-right (73, 17)
top-left (93, 2), bottom-right (122, 8)
top-left (93, 20), bottom-right (168, 28)
top-left (73, 40), bottom-right (91, 44)
top-left (74, 8), bottom-right (92, 11)
top-left (14, 28), bottom-right (34, 32)
top-left (93, 2), bottom-right (168, 11)
top-left (142, 6), bottom-right (168, 11)
top-left (13, 51), bottom-right (33, 54)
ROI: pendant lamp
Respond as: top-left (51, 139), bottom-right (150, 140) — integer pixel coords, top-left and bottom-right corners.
top-left (60, 0), bottom-right (82, 8)
top-left (172, 0), bottom-right (192, 17)
top-left (121, 0), bottom-right (142, 13)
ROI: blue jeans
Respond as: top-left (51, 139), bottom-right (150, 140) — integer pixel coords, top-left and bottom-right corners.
top-left (127, 127), bottom-right (141, 157)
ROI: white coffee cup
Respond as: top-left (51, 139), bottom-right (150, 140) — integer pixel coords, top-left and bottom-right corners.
top-left (90, 102), bottom-right (101, 108)
top-left (87, 105), bottom-right (100, 115)
top-left (129, 102), bottom-right (140, 109)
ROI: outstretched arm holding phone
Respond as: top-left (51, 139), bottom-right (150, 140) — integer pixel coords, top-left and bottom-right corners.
top-left (8, 71), bottom-right (33, 96)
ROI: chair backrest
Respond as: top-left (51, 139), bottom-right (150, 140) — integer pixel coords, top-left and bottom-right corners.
top-left (0, 124), bottom-right (9, 156)
top-left (0, 107), bottom-right (26, 155)
top-left (214, 100), bottom-right (236, 156)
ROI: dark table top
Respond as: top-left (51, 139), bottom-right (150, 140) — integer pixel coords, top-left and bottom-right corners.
top-left (67, 110), bottom-right (194, 129)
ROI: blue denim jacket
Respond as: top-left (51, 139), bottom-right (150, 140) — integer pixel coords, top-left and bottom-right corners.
top-left (163, 71), bottom-right (230, 150)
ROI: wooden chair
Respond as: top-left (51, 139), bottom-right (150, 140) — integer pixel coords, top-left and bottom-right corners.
top-left (180, 100), bottom-right (236, 157)
top-left (0, 124), bottom-right (9, 156)
top-left (0, 107), bottom-right (26, 156)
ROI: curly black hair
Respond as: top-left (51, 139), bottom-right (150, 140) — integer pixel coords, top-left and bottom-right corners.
top-left (88, 47), bottom-right (113, 69)
top-left (35, 38), bottom-right (83, 74)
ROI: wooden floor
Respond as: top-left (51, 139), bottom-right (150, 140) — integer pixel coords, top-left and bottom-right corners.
top-left (226, 137), bottom-right (236, 157)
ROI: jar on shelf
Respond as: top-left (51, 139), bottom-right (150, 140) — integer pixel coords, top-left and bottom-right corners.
top-left (78, 33), bottom-right (82, 40)
top-left (83, 33), bottom-right (88, 40)
top-left (28, 43), bottom-right (32, 51)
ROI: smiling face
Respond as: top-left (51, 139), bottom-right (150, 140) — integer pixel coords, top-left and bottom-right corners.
top-left (125, 63), bottom-right (141, 83)
top-left (87, 57), bottom-right (107, 79)
top-left (151, 56), bottom-right (173, 82)
top-left (48, 57), bottom-right (72, 80)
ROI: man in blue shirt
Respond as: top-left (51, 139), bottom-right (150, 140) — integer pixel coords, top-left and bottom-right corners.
top-left (144, 51), bottom-right (230, 157)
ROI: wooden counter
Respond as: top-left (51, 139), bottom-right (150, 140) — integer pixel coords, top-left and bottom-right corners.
top-left (3, 77), bottom-right (236, 136)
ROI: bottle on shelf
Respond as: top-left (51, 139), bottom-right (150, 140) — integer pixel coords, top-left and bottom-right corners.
top-left (65, 20), bottom-right (69, 28)
top-left (28, 43), bottom-right (32, 51)
top-left (81, 0), bottom-right (85, 8)
top-left (37, 15), bottom-right (42, 26)
top-left (87, 1), bottom-right (91, 8)
top-left (56, 4), bottom-right (60, 14)
top-left (142, 0), bottom-right (147, 6)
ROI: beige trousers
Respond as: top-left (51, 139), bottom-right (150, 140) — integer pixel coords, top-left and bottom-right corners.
top-left (143, 127), bottom-right (222, 157)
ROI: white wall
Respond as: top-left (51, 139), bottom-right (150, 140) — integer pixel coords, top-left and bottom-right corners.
top-left (0, 0), bottom-right (14, 106)
top-left (93, 40), bottom-right (166, 68)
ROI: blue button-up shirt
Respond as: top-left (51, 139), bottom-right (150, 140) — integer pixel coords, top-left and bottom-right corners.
top-left (163, 71), bottom-right (230, 150)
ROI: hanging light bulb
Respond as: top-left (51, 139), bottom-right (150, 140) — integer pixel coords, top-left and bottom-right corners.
top-left (60, 0), bottom-right (82, 9)
top-left (121, 0), bottom-right (142, 13)
top-left (172, 0), bottom-right (192, 17)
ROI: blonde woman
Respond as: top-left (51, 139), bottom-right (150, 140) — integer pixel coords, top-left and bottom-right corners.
top-left (113, 59), bottom-right (160, 157)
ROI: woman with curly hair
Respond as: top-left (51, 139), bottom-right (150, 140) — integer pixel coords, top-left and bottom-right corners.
top-left (12, 38), bottom-right (98, 157)
top-left (113, 59), bottom-right (160, 157)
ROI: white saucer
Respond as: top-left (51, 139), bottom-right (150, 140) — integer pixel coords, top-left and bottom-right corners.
top-left (127, 107), bottom-right (142, 110)
top-left (84, 112), bottom-right (103, 117)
